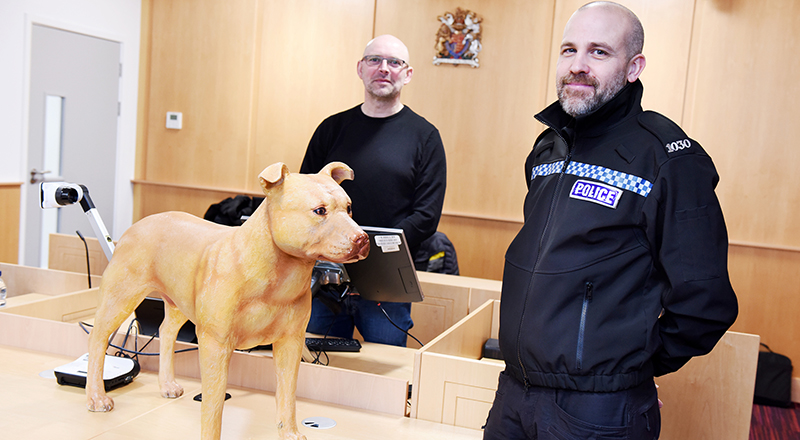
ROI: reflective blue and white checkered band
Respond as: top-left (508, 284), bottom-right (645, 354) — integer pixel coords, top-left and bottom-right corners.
top-left (530, 160), bottom-right (652, 197)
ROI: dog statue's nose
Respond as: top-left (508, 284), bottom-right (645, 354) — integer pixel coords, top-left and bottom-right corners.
top-left (354, 232), bottom-right (370, 259)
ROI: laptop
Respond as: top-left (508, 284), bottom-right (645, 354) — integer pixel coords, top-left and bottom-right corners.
top-left (343, 226), bottom-right (424, 303)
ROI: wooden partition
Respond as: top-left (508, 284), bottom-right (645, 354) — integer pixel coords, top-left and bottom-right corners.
top-left (0, 310), bottom-right (410, 417)
top-left (410, 271), bottom-right (501, 348)
top-left (117, 334), bottom-right (410, 416)
top-left (412, 299), bottom-right (760, 439)
top-left (410, 300), bottom-right (501, 429)
top-left (47, 233), bottom-right (110, 276)
top-left (0, 264), bottom-right (412, 417)
top-left (657, 331), bottom-right (761, 440)
top-left (0, 264), bottom-right (105, 358)
top-left (0, 263), bottom-right (100, 302)
top-left (409, 272), bottom-right (472, 349)
top-left (45, 233), bottom-right (501, 350)
top-left (2, 288), bottom-right (101, 324)
top-left (44, 232), bottom-right (800, 404)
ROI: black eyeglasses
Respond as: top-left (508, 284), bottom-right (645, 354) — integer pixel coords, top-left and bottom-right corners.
top-left (361, 55), bottom-right (408, 70)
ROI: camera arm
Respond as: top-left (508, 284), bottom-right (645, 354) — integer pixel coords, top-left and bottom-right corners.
top-left (76, 185), bottom-right (115, 261)
top-left (39, 182), bottom-right (115, 261)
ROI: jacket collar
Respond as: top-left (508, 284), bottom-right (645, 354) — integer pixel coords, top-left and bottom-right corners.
top-left (536, 79), bottom-right (644, 141)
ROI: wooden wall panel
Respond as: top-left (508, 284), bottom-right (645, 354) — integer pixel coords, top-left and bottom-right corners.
top-left (375, 0), bottom-right (554, 221)
top-left (135, 0), bottom-right (153, 182)
top-left (250, 1), bottom-right (374, 191)
top-left (684, 0), bottom-right (800, 246)
top-left (0, 184), bottom-right (21, 264)
top-left (437, 214), bottom-right (520, 281)
top-left (133, 181), bottom-right (258, 221)
top-left (143, 0), bottom-right (259, 188)
top-left (682, 0), bottom-right (800, 387)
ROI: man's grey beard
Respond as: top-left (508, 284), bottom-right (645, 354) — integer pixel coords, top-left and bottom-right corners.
top-left (557, 71), bottom-right (627, 117)
top-left (366, 79), bottom-right (401, 101)
top-left (368, 88), bottom-right (400, 101)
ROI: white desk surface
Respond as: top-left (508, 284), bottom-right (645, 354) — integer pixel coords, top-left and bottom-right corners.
top-left (0, 345), bottom-right (481, 440)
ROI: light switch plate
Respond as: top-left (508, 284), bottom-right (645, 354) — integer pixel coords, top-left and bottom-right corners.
top-left (166, 112), bottom-right (182, 129)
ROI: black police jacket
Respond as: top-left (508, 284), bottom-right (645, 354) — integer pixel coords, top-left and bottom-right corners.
top-left (499, 80), bottom-right (738, 392)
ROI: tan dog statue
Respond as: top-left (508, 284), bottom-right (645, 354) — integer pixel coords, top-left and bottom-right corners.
top-left (85, 162), bottom-right (369, 440)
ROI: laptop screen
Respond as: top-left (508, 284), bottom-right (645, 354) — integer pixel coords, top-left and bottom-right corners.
top-left (343, 226), bottom-right (424, 303)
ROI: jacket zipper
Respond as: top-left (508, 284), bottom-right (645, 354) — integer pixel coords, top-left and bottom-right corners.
top-left (514, 122), bottom-right (573, 387)
top-left (576, 281), bottom-right (593, 370)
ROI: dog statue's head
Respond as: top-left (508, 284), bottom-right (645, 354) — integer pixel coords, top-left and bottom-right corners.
top-left (259, 162), bottom-right (369, 263)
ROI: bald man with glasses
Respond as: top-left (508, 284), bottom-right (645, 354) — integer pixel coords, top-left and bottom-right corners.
top-left (299, 35), bottom-right (447, 347)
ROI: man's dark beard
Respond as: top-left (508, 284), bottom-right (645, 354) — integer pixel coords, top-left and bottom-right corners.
top-left (557, 71), bottom-right (626, 117)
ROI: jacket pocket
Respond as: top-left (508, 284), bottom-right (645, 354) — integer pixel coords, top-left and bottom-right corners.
top-left (675, 205), bottom-right (719, 281)
top-left (576, 281), bottom-right (593, 371)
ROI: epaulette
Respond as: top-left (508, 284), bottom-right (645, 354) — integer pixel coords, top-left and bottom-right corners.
top-left (638, 111), bottom-right (696, 156)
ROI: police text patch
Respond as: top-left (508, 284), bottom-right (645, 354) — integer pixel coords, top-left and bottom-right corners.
top-left (570, 180), bottom-right (622, 209)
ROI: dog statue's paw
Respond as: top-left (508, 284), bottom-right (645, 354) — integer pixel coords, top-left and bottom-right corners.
top-left (160, 380), bottom-right (184, 398)
top-left (86, 394), bottom-right (114, 412)
top-left (277, 422), bottom-right (307, 440)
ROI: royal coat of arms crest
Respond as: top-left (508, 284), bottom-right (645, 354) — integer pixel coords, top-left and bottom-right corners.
top-left (433, 7), bottom-right (483, 68)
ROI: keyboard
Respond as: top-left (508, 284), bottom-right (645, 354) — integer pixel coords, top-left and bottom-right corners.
top-left (305, 337), bottom-right (362, 352)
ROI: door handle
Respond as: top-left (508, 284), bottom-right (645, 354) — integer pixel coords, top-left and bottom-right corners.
top-left (30, 168), bottom-right (53, 184)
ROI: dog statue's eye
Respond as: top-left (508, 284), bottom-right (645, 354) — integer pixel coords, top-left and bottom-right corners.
top-left (347, 204), bottom-right (352, 215)
top-left (313, 207), bottom-right (327, 216)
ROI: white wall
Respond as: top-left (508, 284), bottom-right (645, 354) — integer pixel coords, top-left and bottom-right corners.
top-left (0, 0), bottom-right (141, 254)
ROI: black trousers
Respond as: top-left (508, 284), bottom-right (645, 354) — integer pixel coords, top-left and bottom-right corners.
top-left (483, 371), bottom-right (660, 440)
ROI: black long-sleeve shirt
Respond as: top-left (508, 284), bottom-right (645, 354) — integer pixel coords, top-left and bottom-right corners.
top-left (300, 105), bottom-right (447, 256)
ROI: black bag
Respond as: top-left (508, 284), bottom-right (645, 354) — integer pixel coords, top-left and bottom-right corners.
top-left (204, 195), bottom-right (264, 226)
top-left (413, 231), bottom-right (459, 275)
top-left (753, 343), bottom-right (793, 407)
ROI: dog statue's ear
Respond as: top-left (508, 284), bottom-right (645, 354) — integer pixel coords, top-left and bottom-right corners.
top-left (319, 162), bottom-right (354, 185)
top-left (259, 162), bottom-right (290, 190)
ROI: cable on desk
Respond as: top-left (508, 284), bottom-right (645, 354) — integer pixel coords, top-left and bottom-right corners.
top-left (304, 314), bottom-right (338, 366)
top-left (377, 303), bottom-right (423, 347)
top-left (307, 346), bottom-right (330, 366)
top-left (78, 320), bottom-right (198, 361)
